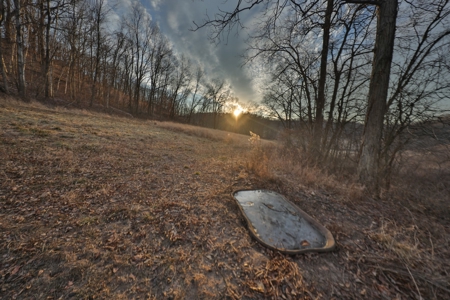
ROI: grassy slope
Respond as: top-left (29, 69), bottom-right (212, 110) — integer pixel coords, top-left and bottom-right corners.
top-left (1, 97), bottom-right (449, 299)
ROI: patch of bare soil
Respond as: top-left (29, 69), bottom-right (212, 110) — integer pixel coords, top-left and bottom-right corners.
top-left (1, 98), bottom-right (449, 299)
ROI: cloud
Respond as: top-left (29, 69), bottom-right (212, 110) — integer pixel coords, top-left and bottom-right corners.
top-left (149, 0), bottom-right (162, 10)
top-left (144, 0), bottom-right (261, 103)
top-left (166, 10), bottom-right (179, 34)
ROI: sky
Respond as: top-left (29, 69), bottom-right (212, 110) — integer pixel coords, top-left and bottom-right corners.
top-left (109, 0), bottom-right (450, 113)
top-left (141, 0), bottom-right (262, 105)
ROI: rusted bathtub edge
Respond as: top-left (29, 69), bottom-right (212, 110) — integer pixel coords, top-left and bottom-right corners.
top-left (231, 189), bottom-right (336, 255)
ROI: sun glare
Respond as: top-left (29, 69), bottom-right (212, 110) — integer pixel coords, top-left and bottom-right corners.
top-left (233, 108), bottom-right (243, 117)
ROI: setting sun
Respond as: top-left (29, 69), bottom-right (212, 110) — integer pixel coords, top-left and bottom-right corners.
top-left (233, 108), bottom-right (243, 117)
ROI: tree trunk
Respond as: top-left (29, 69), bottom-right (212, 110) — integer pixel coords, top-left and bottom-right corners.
top-left (357, 0), bottom-right (398, 192)
top-left (312, 0), bottom-right (334, 154)
top-left (14, 0), bottom-right (26, 99)
top-left (0, 46), bottom-right (9, 94)
top-left (44, 0), bottom-right (53, 98)
top-left (90, 52), bottom-right (100, 107)
top-left (0, 2), bottom-right (9, 94)
top-left (90, 1), bottom-right (104, 107)
top-left (4, 0), bottom-right (12, 43)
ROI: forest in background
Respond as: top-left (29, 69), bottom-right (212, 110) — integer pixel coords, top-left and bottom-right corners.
top-left (194, 0), bottom-right (450, 191)
top-left (0, 0), bottom-right (254, 123)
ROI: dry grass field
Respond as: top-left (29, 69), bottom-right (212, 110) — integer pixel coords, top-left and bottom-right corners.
top-left (1, 96), bottom-right (449, 299)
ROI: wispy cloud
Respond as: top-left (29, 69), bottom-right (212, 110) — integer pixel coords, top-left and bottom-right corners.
top-left (144, 0), bottom-right (261, 103)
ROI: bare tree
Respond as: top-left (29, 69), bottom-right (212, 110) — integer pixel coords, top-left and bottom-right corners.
top-left (0, 1), bottom-right (10, 93)
top-left (120, 37), bottom-right (135, 112)
top-left (35, 0), bottom-right (70, 98)
top-left (126, 2), bottom-right (157, 114)
top-left (3, 0), bottom-right (12, 44)
top-left (41, 0), bottom-right (69, 98)
top-left (379, 0), bottom-right (450, 187)
top-left (186, 66), bottom-right (204, 123)
top-left (156, 53), bottom-right (174, 116)
top-left (89, 0), bottom-right (109, 107)
top-left (204, 78), bottom-right (230, 129)
top-left (262, 69), bottom-right (301, 130)
top-left (105, 29), bottom-right (126, 109)
top-left (344, 0), bottom-right (398, 191)
top-left (168, 55), bottom-right (192, 119)
top-left (13, 0), bottom-right (26, 98)
top-left (314, 0), bottom-right (334, 152)
top-left (147, 31), bottom-right (172, 116)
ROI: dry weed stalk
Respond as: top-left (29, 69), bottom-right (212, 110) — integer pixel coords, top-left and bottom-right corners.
top-left (370, 219), bottom-right (421, 261)
top-left (245, 131), bottom-right (273, 180)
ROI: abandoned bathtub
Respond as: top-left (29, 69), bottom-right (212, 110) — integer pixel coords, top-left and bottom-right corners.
top-left (232, 189), bottom-right (335, 254)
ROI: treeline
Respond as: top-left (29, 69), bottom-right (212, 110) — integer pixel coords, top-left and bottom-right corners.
top-left (196, 0), bottom-right (450, 189)
top-left (0, 0), bottom-right (235, 121)
top-left (190, 112), bottom-right (281, 140)
top-left (257, 0), bottom-right (450, 167)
